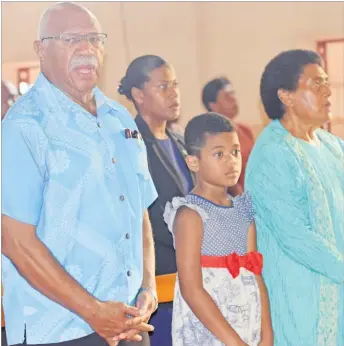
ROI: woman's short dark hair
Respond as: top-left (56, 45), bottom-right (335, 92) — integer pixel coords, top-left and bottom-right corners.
top-left (118, 55), bottom-right (167, 101)
top-left (260, 49), bottom-right (322, 120)
top-left (202, 77), bottom-right (231, 111)
top-left (185, 112), bottom-right (236, 157)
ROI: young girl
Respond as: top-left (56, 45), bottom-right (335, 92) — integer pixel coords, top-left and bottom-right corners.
top-left (163, 113), bottom-right (273, 346)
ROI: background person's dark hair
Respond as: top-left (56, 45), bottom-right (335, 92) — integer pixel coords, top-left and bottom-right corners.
top-left (118, 55), bottom-right (167, 103)
top-left (202, 77), bottom-right (231, 111)
top-left (185, 112), bottom-right (236, 157)
top-left (260, 49), bottom-right (322, 120)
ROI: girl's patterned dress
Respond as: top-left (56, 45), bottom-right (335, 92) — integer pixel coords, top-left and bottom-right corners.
top-left (164, 192), bottom-right (262, 346)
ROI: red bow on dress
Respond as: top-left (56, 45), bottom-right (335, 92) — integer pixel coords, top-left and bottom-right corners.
top-left (201, 251), bottom-right (263, 278)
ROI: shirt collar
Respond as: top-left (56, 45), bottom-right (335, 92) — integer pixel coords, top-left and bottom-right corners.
top-left (34, 72), bottom-right (119, 117)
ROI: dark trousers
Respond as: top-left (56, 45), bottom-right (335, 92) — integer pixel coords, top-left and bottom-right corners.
top-left (9, 331), bottom-right (150, 346)
top-left (149, 302), bottom-right (173, 346)
top-left (2, 327), bottom-right (8, 346)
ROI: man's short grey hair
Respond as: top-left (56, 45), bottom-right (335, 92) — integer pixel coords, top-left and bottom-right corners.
top-left (37, 2), bottom-right (95, 40)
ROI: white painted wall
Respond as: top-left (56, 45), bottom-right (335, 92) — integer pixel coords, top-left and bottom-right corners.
top-left (2, 1), bottom-right (344, 136)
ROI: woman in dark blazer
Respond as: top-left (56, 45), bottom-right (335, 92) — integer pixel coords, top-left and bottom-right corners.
top-left (118, 55), bottom-right (194, 346)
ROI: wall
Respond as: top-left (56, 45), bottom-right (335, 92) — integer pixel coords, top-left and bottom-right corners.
top-left (2, 1), bottom-right (344, 134)
top-left (326, 41), bottom-right (344, 138)
top-left (197, 2), bottom-right (344, 135)
top-left (2, 61), bottom-right (39, 86)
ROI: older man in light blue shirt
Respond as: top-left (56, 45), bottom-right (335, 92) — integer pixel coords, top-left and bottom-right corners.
top-left (2, 3), bottom-right (158, 346)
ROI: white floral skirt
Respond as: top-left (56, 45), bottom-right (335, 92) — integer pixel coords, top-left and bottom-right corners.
top-left (172, 268), bottom-right (261, 346)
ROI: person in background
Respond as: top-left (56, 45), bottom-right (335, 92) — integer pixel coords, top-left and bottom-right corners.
top-left (118, 54), bottom-right (194, 346)
top-left (2, 3), bottom-right (158, 346)
top-left (246, 49), bottom-right (344, 346)
top-left (202, 78), bottom-right (254, 196)
top-left (1, 80), bottom-right (18, 120)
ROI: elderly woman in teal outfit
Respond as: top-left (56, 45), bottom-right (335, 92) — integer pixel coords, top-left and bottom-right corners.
top-left (246, 49), bottom-right (344, 346)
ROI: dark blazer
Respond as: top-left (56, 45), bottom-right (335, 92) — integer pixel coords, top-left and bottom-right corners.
top-left (135, 115), bottom-right (194, 275)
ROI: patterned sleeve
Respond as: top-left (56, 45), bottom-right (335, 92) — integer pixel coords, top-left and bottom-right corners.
top-left (246, 142), bottom-right (344, 284)
top-left (2, 120), bottom-right (45, 226)
top-left (163, 197), bottom-right (208, 248)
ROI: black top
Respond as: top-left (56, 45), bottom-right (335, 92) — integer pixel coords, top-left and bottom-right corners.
top-left (157, 137), bottom-right (193, 193)
top-left (135, 115), bottom-right (194, 275)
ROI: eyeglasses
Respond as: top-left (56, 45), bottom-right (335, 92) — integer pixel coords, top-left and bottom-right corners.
top-left (40, 33), bottom-right (107, 48)
top-left (308, 78), bottom-right (330, 89)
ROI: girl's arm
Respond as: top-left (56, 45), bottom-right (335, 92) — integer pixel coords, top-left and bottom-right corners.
top-left (247, 222), bottom-right (273, 346)
top-left (174, 207), bottom-right (247, 346)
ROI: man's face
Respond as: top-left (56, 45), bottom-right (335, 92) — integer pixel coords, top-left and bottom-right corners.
top-left (210, 84), bottom-right (239, 120)
top-left (35, 8), bottom-right (105, 96)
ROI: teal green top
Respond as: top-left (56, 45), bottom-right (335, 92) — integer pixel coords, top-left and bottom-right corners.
top-left (246, 120), bottom-right (344, 346)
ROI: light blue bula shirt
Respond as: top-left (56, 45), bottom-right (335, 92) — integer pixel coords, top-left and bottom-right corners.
top-left (1, 73), bottom-right (158, 345)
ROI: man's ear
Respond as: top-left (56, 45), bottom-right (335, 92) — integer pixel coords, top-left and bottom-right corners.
top-left (34, 40), bottom-right (45, 62)
top-left (208, 102), bottom-right (218, 113)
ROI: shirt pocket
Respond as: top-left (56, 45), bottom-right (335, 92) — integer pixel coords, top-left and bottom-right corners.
top-left (136, 148), bottom-right (150, 181)
top-left (124, 138), bottom-right (150, 180)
